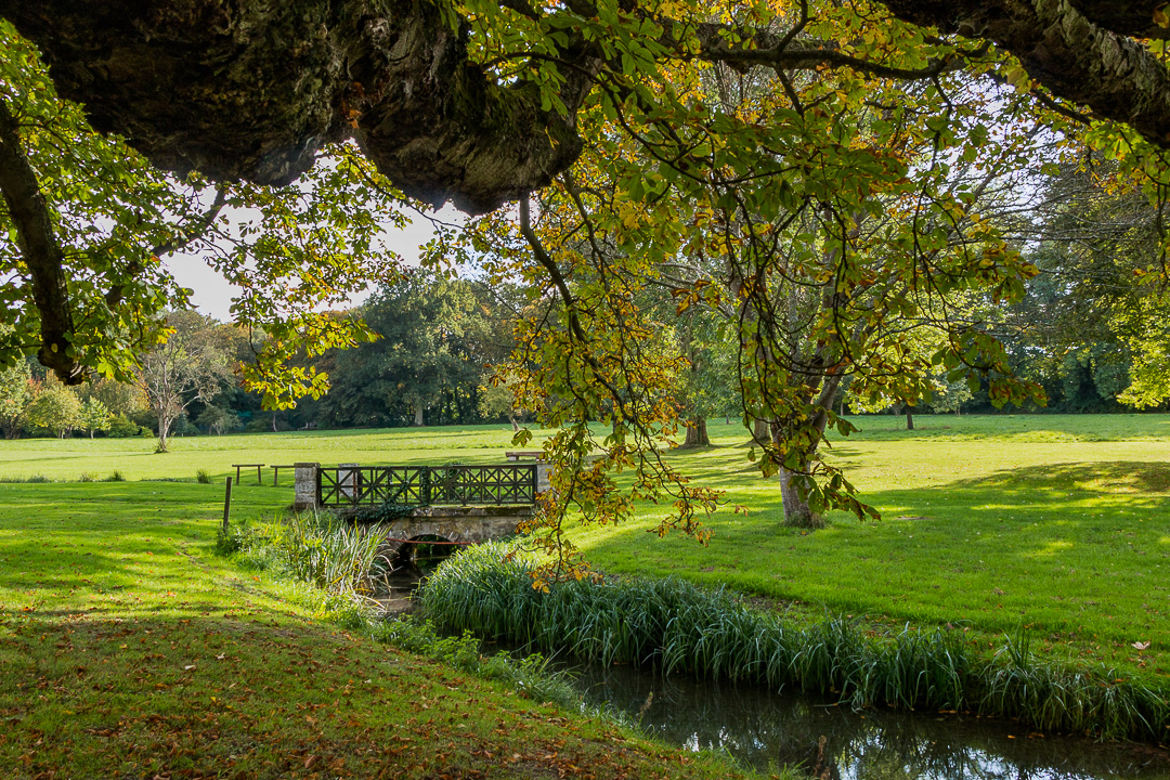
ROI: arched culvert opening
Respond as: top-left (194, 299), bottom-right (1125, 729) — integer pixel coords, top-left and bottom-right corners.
top-left (391, 534), bottom-right (465, 574)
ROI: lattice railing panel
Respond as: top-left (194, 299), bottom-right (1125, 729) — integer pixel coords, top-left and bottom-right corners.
top-left (317, 464), bottom-right (536, 507)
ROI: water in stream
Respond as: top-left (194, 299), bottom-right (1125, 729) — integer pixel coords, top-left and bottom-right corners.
top-left (566, 663), bottom-right (1170, 779)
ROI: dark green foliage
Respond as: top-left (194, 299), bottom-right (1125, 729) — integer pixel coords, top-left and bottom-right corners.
top-left (420, 543), bottom-right (1169, 741)
top-left (295, 273), bottom-right (520, 429)
top-left (215, 523), bottom-right (244, 555)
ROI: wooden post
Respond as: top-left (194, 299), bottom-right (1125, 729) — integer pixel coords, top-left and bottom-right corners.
top-left (222, 476), bottom-right (233, 530)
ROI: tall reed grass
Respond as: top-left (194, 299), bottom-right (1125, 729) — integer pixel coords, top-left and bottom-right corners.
top-left (223, 512), bottom-right (391, 597)
top-left (419, 542), bottom-right (1169, 741)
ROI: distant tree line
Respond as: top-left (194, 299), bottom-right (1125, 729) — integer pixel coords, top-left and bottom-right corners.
top-left (0, 271), bottom-right (529, 441)
top-left (1, 216), bottom-right (1165, 445)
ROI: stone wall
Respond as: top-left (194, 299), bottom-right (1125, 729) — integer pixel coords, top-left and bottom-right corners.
top-left (370, 505), bottom-right (532, 554)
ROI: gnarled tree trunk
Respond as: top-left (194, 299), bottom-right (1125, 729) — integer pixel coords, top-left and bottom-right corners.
top-left (683, 417), bottom-right (710, 447)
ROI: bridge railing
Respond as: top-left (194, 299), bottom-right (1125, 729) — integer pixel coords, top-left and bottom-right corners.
top-left (317, 464), bottom-right (538, 508)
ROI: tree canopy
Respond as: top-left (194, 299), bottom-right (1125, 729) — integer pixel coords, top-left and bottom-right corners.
top-left (4, 0), bottom-right (1170, 568)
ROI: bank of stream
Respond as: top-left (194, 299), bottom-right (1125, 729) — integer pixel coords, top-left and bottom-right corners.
top-left (410, 542), bottom-right (1170, 779)
top-left (378, 581), bottom-right (1170, 780)
top-left (560, 659), bottom-right (1170, 779)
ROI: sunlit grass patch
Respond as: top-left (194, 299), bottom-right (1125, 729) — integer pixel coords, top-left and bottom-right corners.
top-left (0, 481), bottom-right (756, 779)
top-left (570, 416), bottom-right (1170, 681)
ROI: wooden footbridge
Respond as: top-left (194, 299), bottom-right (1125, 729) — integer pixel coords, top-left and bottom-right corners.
top-left (292, 462), bottom-right (548, 556)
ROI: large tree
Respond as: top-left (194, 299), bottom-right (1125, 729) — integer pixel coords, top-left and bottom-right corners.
top-left (5, 0), bottom-right (1170, 562)
top-left (320, 273), bottom-right (491, 427)
top-left (2, 1), bottom-right (1168, 211)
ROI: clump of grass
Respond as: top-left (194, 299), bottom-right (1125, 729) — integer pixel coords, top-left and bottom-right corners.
top-left (224, 512), bottom-right (392, 598)
top-left (78, 472), bottom-right (95, 483)
top-left (196, 469), bottom-right (212, 484)
top-left (419, 542), bottom-right (1169, 741)
top-left (105, 470), bottom-right (125, 482)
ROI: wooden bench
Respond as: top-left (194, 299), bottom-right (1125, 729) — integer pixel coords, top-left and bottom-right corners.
top-left (231, 463), bottom-right (265, 484)
top-left (270, 465), bottom-right (295, 486)
top-left (504, 450), bottom-right (544, 462)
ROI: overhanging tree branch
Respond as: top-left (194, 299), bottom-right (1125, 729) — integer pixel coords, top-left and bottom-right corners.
top-left (4, 0), bottom-right (1170, 217)
top-left (0, 98), bottom-right (79, 382)
top-left (883, 0), bottom-right (1170, 147)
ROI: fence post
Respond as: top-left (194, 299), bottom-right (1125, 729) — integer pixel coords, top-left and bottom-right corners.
top-left (222, 476), bottom-right (233, 530)
top-left (535, 462), bottom-right (551, 495)
top-left (293, 462), bottom-right (320, 511)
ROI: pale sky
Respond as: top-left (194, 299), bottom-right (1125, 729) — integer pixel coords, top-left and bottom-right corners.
top-left (162, 209), bottom-right (447, 320)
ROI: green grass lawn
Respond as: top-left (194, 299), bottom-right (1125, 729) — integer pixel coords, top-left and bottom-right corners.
top-left (0, 424), bottom-right (529, 483)
top-left (0, 478), bottom-right (750, 778)
top-left (0, 479), bottom-right (748, 776)
top-left (0, 412), bottom-right (1167, 773)
top-left (569, 414), bottom-right (1170, 682)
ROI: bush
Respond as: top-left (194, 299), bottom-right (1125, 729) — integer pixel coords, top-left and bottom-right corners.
top-left (196, 469), bottom-right (212, 484)
top-left (106, 413), bottom-right (141, 438)
top-left (216, 523), bottom-right (245, 555)
top-left (105, 470), bottom-right (126, 482)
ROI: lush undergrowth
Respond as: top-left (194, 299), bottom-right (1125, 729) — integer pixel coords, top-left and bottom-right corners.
top-left (420, 544), bottom-right (1170, 743)
top-left (219, 511), bottom-right (394, 597)
top-left (0, 481), bottom-right (757, 778)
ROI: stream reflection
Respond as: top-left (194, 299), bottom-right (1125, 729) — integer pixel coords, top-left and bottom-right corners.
top-left (568, 663), bottom-right (1170, 779)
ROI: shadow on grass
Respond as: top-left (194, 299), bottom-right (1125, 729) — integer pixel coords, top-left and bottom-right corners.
top-left (0, 481), bottom-right (717, 780)
top-left (0, 611), bottom-right (513, 778)
top-left (933, 460), bottom-right (1170, 496)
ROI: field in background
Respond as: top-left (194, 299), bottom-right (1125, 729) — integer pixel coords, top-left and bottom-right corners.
top-left (1, 413), bottom-right (1167, 683)
top-left (0, 424), bottom-right (527, 483)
